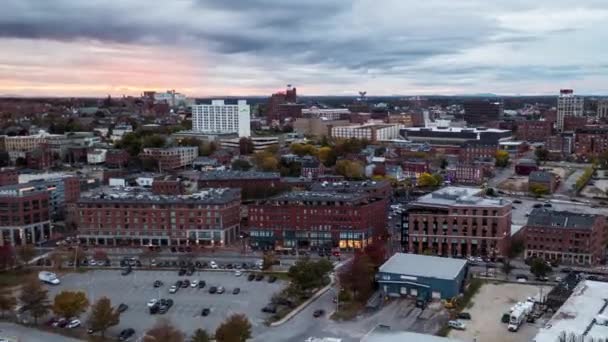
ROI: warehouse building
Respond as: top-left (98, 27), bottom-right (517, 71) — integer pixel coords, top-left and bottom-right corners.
top-left (377, 253), bottom-right (468, 300)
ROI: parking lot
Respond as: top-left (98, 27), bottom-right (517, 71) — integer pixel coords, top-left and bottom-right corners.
top-left (47, 269), bottom-right (286, 339)
top-left (449, 282), bottom-right (553, 342)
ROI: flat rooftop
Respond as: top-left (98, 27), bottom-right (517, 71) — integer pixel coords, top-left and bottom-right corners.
top-left (505, 196), bottom-right (608, 226)
top-left (402, 126), bottom-right (510, 134)
top-left (527, 208), bottom-right (599, 230)
top-left (270, 191), bottom-right (368, 203)
top-left (79, 186), bottom-right (240, 204)
top-left (379, 253), bottom-right (467, 280)
top-left (413, 186), bottom-right (511, 208)
top-left (310, 180), bottom-right (389, 192)
top-left (181, 170), bottom-right (280, 181)
top-left (533, 280), bottom-right (608, 342)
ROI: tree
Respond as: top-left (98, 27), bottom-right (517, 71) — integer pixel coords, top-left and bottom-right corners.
top-left (502, 259), bottom-right (514, 279)
top-left (191, 329), bottom-right (211, 342)
top-left (200, 141), bottom-right (217, 156)
top-left (215, 313), bottom-right (252, 342)
top-left (529, 183), bottom-right (549, 197)
top-left (252, 151), bottom-right (279, 172)
top-left (231, 159), bottom-right (252, 171)
top-left (530, 258), bottom-right (552, 278)
top-left (89, 297), bottom-right (120, 337)
top-left (239, 138), bottom-right (254, 155)
top-left (288, 258), bottom-right (333, 293)
top-left (49, 251), bottom-right (66, 270)
top-left (317, 146), bottom-right (337, 166)
top-left (290, 143), bottom-right (317, 157)
top-left (417, 172), bottom-right (442, 188)
top-left (339, 254), bottom-right (374, 302)
top-left (262, 254), bottom-right (277, 271)
top-left (535, 147), bottom-right (549, 163)
top-left (53, 290), bottom-right (89, 318)
top-left (439, 158), bottom-right (448, 170)
top-left (0, 293), bottom-right (17, 318)
top-left (485, 187), bottom-right (496, 197)
top-left (335, 159), bottom-right (363, 179)
top-left (141, 134), bottom-right (166, 149)
top-left (495, 150), bottom-right (510, 167)
top-left (143, 318), bottom-right (184, 342)
top-left (363, 240), bottom-right (387, 268)
top-left (16, 245), bottom-right (36, 267)
top-left (19, 278), bottom-right (50, 324)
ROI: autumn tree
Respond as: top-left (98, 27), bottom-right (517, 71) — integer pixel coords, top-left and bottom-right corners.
top-left (49, 251), bottom-right (67, 269)
top-left (495, 150), bottom-right (510, 167)
top-left (53, 291), bottom-right (89, 318)
top-left (339, 254), bottom-right (375, 302)
top-left (191, 329), bottom-right (211, 342)
top-left (143, 318), bottom-right (185, 342)
top-left (529, 183), bottom-right (549, 197)
top-left (239, 138), bottom-right (254, 155)
top-left (215, 314), bottom-right (252, 342)
top-left (252, 151), bottom-right (279, 172)
top-left (290, 143), bottom-right (317, 157)
top-left (335, 159), bottom-right (363, 179)
top-left (317, 146), bottom-right (337, 166)
top-left (16, 245), bottom-right (36, 266)
top-left (417, 172), bottom-right (442, 188)
top-left (231, 159), bottom-right (252, 171)
top-left (89, 297), bottom-right (120, 337)
top-left (19, 278), bottom-right (50, 323)
top-left (363, 240), bottom-right (387, 268)
top-left (0, 293), bottom-right (17, 318)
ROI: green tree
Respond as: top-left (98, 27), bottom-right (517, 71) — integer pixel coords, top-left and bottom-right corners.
top-left (89, 297), bottom-right (120, 337)
top-left (338, 254), bottom-right (375, 302)
top-left (290, 143), bottom-right (317, 157)
top-left (495, 150), bottom-right (510, 167)
top-left (530, 258), bottom-right (552, 278)
top-left (191, 329), bottom-right (211, 342)
top-left (53, 291), bottom-right (89, 318)
top-left (141, 134), bottom-right (166, 149)
top-left (288, 258), bottom-right (333, 293)
top-left (535, 147), bottom-right (549, 163)
top-left (417, 172), bottom-right (442, 188)
top-left (0, 293), bottom-right (17, 318)
top-left (19, 278), bottom-right (50, 324)
top-left (502, 259), bottom-right (514, 279)
top-left (143, 318), bottom-right (184, 342)
top-left (231, 159), bottom-right (252, 171)
top-left (215, 313), bottom-right (252, 342)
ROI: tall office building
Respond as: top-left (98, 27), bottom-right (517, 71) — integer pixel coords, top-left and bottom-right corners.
top-left (463, 100), bottom-right (503, 126)
top-left (556, 89), bottom-right (584, 131)
top-left (192, 100), bottom-right (251, 137)
top-left (597, 99), bottom-right (608, 119)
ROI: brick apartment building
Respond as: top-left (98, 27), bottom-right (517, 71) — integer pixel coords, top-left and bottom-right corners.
top-left (76, 187), bottom-right (241, 247)
top-left (309, 179), bottom-right (392, 200)
top-left (461, 141), bottom-right (497, 162)
top-left (0, 190), bottom-right (51, 246)
top-left (563, 116), bottom-right (587, 132)
top-left (574, 127), bottom-right (608, 159)
top-left (522, 209), bottom-right (606, 265)
top-left (267, 87), bottom-right (298, 122)
top-left (247, 190), bottom-right (388, 250)
top-left (528, 171), bottom-right (558, 193)
top-left (516, 120), bottom-right (553, 142)
top-left (140, 146), bottom-right (198, 171)
top-left (151, 176), bottom-right (184, 195)
top-left (545, 134), bottom-right (574, 159)
top-left (403, 187), bottom-right (512, 258)
top-left (105, 149), bottom-right (130, 168)
top-left (446, 164), bottom-right (484, 185)
top-left (402, 159), bottom-right (430, 179)
top-left (515, 159), bottom-right (539, 175)
top-left (26, 143), bottom-right (53, 170)
top-left (0, 168), bottom-right (18, 186)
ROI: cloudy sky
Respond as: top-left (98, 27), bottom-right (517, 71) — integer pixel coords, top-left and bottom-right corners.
top-left (1, 0), bottom-right (608, 97)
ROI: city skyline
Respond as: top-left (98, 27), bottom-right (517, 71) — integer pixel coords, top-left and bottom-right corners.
top-left (1, 0), bottom-right (608, 97)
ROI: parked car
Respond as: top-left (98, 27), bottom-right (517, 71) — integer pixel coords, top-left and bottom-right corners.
top-left (247, 274), bottom-right (255, 281)
top-left (234, 270), bottom-right (242, 277)
top-left (217, 286), bottom-right (225, 294)
top-left (191, 280), bottom-right (198, 288)
top-left (118, 328), bottom-right (135, 341)
top-left (117, 303), bottom-right (128, 313)
top-left (513, 199), bottom-right (522, 204)
top-left (147, 299), bottom-right (158, 308)
top-left (233, 288), bottom-right (240, 295)
top-left (255, 274), bottom-right (264, 281)
top-left (153, 280), bottom-right (163, 288)
top-left (181, 280), bottom-right (190, 288)
top-left (169, 285), bottom-right (178, 294)
top-left (198, 280), bottom-right (206, 289)
top-left (268, 276), bottom-right (277, 283)
top-left (457, 312), bottom-right (471, 320)
top-left (201, 308), bottom-right (210, 316)
top-left (262, 304), bottom-right (277, 313)
top-left (313, 309), bottom-right (325, 318)
top-left (209, 261), bottom-right (218, 269)
top-left (448, 320), bottom-right (466, 330)
top-left (67, 319), bottom-right (81, 328)
top-left (209, 286), bottom-right (217, 294)
top-left (178, 268), bottom-right (186, 276)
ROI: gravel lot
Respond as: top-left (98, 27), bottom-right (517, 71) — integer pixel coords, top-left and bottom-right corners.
top-left (449, 282), bottom-right (553, 342)
top-left (47, 269), bottom-right (285, 340)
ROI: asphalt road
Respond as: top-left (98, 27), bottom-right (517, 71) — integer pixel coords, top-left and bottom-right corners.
top-left (0, 322), bottom-right (81, 342)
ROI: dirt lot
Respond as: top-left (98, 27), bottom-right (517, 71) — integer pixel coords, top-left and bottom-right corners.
top-left (498, 166), bottom-right (570, 194)
top-left (449, 282), bottom-right (553, 342)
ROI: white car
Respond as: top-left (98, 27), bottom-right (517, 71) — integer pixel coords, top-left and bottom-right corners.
top-left (67, 319), bottom-right (81, 329)
top-left (209, 261), bottom-right (218, 269)
top-left (448, 320), bottom-right (466, 330)
top-left (147, 299), bottom-right (158, 307)
top-left (89, 260), bottom-right (97, 266)
top-left (191, 280), bottom-right (198, 288)
top-left (234, 271), bottom-right (242, 277)
top-left (169, 286), bottom-right (177, 294)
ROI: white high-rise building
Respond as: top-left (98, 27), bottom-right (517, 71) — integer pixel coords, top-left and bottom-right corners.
top-left (557, 89), bottom-right (584, 131)
top-left (192, 100), bottom-right (251, 137)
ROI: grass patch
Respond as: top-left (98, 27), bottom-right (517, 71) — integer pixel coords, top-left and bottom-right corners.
top-left (261, 271), bottom-right (290, 280)
top-left (436, 325), bottom-right (451, 337)
top-left (456, 278), bottom-right (484, 312)
top-left (0, 269), bottom-right (34, 289)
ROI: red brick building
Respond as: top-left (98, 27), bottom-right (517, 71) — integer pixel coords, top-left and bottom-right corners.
top-left (151, 176), bottom-right (184, 195)
top-left (522, 209), bottom-right (606, 265)
top-left (545, 134), bottom-right (574, 159)
top-left (446, 164), bottom-right (484, 185)
top-left (528, 171), bottom-right (558, 194)
top-left (563, 116), bottom-right (587, 132)
top-left (461, 142), bottom-right (497, 162)
top-left (515, 159), bottom-right (539, 175)
top-left (516, 121), bottom-right (553, 141)
top-left (76, 187), bottom-right (241, 247)
top-left (574, 127), bottom-right (608, 159)
top-left (26, 144), bottom-right (52, 170)
top-left (0, 168), bottom-right (18, 187)
top-left (402, 159), bottom-right (430, 179)
top-left (404, 187), bottom-right (512, 258)
top-left (247, 191), bottom-right (388, 250)
top-left (105, 149), bottom-right (130, 168)
top-left (267, 87), bottom-right (298, 122)
top-left (140, 146), bottom-right (198, 171)
top-left (0, 190), bottom-right (51, 246)
top-left (183, 170), bottom-right (284, 199)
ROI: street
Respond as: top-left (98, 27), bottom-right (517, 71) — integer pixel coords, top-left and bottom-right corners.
top-left (0, 322), bottom-right (81, 342)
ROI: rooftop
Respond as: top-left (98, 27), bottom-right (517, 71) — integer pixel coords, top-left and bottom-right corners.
top-left (402, 126), bottom-right (509, 134)
top-left (79, 186), bottom-right (239, 204)
top-left (182, 170), bottom-right (281, 181)
top-left (271, 191), bottom-right (367, 203)
top-left (529, 171), bottom-right (554, 182)
top-left (526, 209), bottom-right (599, 230)
top-left (414, 186), bottom-right (510, 207)
top-left (379, 253), bottom-right (467, 280)
top-left (533, 280), bottom-right (608, 342)
top-left (310, 180), bottom-right (389, 192)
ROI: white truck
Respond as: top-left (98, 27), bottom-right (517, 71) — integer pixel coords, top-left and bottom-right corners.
top-left (38, 271), bottom-right (60, 285)
top-left (508, 301), bottom-right (534, 332)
